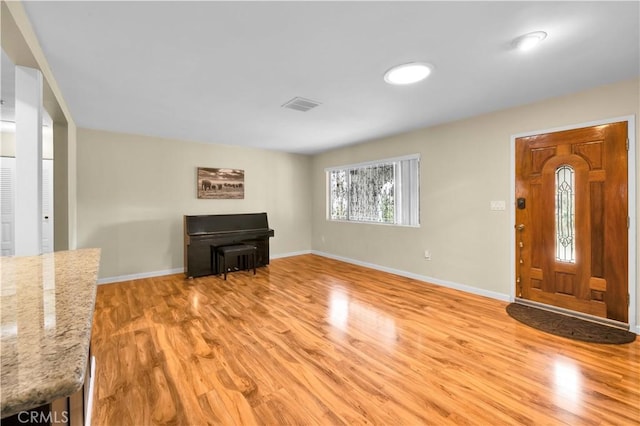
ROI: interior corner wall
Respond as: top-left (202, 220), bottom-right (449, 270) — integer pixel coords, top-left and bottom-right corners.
top-left (67, 123), bottom-right (77, 249)
top-left (76, 128), bottom-right (312, 279)
top-left (53, 123), bottom-right (68, 250)
top-left (311, 77), bottom-right (640, 328)
top-left (3, 0), bottom-right (79, 252)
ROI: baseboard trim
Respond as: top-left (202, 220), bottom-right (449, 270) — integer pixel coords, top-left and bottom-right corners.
top-left (97, 251), bottom-right (312, 285)
top-left (311, 250), bottom-right (510, 302)
top-left (97, 267), bottom-right (184, 285)
top-left (271, 250), bottom-right (313, 259)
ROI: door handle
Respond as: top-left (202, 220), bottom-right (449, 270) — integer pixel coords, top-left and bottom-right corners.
top-left (516, 224), bottom-right (525, 231)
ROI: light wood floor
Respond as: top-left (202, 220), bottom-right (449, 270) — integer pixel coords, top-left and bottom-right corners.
top-left (91, 254), bottom-right (640, 425)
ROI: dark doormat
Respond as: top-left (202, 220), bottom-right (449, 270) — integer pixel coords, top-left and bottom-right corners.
top-left (506, 303), bottom-right (636, 344)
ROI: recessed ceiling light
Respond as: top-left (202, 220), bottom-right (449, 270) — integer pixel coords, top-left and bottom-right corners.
top-left (514, 31), bottom-right (547, 52)
top-left (384, 62), bottom-right (433, 85)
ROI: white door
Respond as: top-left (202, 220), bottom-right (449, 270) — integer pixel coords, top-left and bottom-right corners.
top-left (42, 158), bottom-right (53, 253)
top-left (0, 157), bottom-right (53, 256)
top-left (1, 157), bottom-right (16, 256)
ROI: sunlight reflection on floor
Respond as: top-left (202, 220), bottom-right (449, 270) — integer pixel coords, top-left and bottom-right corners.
top-left (328, 286), bottom-right (397, 349)
top-left (553, 358), bottom-right (583, 413)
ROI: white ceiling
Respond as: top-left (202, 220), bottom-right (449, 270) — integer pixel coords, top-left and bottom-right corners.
top-left (17, 1), bottom-right (640, 154)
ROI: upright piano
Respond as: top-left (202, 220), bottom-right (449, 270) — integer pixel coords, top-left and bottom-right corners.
top-left (184, 212), bottom-right (275, 278)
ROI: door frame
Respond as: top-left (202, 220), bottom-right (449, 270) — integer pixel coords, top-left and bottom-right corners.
top-left (510, 115), bottom-right (637, 333)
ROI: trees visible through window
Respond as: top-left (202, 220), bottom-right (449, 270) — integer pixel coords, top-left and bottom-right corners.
top-left (327, 155), bottom-right (419, 226)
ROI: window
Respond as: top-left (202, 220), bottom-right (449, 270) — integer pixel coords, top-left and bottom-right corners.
top-left (555, 165), bottom-right (575, 263)
top-left (326, 155), bottom-right (419, 226)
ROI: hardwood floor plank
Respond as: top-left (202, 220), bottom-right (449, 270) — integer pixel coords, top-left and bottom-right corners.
top-left (91, 254), bottom-right (640, 425)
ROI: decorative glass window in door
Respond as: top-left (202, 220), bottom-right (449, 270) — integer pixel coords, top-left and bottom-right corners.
top-left (556, 165), bottom-right (575, 263)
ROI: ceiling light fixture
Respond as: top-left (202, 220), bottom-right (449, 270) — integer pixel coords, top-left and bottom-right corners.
top-left (514, 31), bottom-right (547, 52)
top-left (384, 62), bottom-right (433, 85)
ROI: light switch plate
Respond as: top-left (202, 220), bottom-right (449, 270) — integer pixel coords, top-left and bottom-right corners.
top-left (490, 200), bottom-right (506, 211)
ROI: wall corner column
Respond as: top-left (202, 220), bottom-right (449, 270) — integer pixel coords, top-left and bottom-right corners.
top-left (14, 65), bottom-right (43, 256)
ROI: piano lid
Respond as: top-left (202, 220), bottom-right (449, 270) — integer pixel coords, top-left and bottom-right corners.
top-left (185, 212), bottom-right (270, 235)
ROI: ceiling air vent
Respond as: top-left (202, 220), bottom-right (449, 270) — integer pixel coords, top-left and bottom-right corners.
top-left (281, 97), bottom-right (322, 112)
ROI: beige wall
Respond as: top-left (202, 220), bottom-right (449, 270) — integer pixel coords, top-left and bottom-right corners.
top-left (0, 131), bottom-right (16, 157)
top-left (77, 128), bottom-right (312, 279)
top-left (311, 78), bottom-right (639, 327)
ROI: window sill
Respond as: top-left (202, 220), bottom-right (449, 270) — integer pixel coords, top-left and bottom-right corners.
top-left (326, 219), bottom-right (420, 228)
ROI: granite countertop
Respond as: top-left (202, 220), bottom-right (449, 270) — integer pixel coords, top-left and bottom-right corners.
top-left (1, 248), bottom-right (100, 419)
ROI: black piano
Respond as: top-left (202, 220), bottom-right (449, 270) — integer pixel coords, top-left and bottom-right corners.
top-left (184, 212), bottom-right (275, 278)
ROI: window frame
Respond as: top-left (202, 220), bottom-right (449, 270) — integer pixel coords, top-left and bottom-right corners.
top-left (325, 154), bottom-right (420, 227)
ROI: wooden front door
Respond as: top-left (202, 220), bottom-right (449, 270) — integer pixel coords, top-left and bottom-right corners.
top-left (515, 122), bottom-right (628, 323)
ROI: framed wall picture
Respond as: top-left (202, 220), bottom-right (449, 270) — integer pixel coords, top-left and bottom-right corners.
top-left (197, 167), bottom-right (244, 199)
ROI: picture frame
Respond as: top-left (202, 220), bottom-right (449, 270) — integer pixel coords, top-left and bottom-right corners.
top-left (197, 167), bottom-right (244, 199)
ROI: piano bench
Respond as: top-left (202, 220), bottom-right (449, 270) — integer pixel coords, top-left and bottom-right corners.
top-left (215, 244), bottom-right (257, 280)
